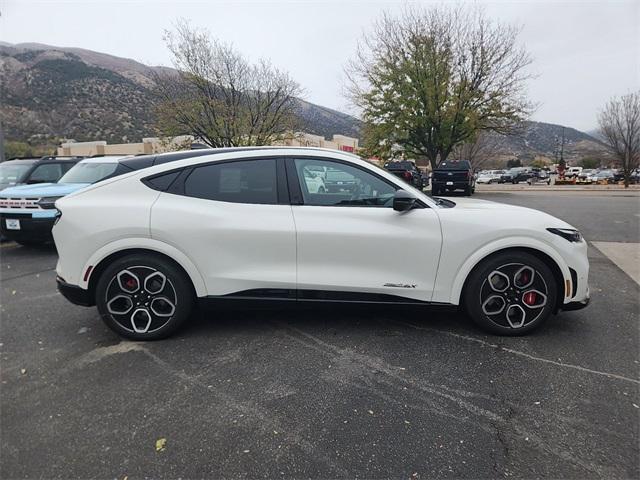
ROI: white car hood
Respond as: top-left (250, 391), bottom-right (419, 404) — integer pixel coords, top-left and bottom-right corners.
top-left (440, 197), bottom-right (576, 229)
top-left (444, 198), bottom-right (521, 209)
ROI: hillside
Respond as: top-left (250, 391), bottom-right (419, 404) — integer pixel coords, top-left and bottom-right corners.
top-left (0, 42), bottom-right (361, 145)
top-left (0, 42), bottom-right (606, 163)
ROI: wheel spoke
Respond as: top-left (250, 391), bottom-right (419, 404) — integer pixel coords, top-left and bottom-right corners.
top-left (106, 294), bottom-right (133, 315)
top-left (521, 289), bottom-right (547, 309)
top-left (150, 297), bottom-right (176, 317)
top-left (514, 266), bottom-right (535, 289)
top-left (130, 308), bottom-right (152, 333)
top-left (488, 270), bottom-right (510, 292)
top-left (117, 269), bottom-right (140, 293)
top-left (482, 295), bottom-right (506, 315)
top-left (506, 304), bottom-right (526, 328)
top-left (144, 271), bottom-right (167, 295)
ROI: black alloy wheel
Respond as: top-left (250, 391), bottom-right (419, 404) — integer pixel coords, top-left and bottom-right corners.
top-left (463, 251), bottom-right (557, 335)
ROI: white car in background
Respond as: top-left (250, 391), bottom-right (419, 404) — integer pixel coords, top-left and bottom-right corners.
top-left (476, 170), bottom-right (505, 184)
top-left (53, 147), bottom-right (590, 340)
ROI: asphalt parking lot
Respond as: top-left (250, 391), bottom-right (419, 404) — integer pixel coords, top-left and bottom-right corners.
top-left (1, 190), bottom-right (639, 479)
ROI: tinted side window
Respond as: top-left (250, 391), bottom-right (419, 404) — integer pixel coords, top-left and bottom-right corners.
top-left (294, 158), bottom-right (396, 207)
top-left (184, 159), bottom-right (277, 204)
top-left (144, 171), bottom-right (181, 191)
top-left (29, 163), bottom-right (63, 183)
top-left (61, 163), bottom-right (76, 174)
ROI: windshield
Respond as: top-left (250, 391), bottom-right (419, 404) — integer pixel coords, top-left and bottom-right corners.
top-left (438, 160), bottom-right (471, 170)
top-left (58, 162), bottom-right (119, 184)
top-left (326, 169), bottom-right (355, 182)
top-left (0, 161), bottom-right (34, 185)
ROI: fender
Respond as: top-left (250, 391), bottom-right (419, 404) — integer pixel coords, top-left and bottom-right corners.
top-left (445, 236), bottom-right (571, 305)
top-left (80, 237), bottom-right (208, 297)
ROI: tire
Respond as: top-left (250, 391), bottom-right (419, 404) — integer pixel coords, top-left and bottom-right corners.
top-left (487, 180), bottom-right (492, 184)
top-left (462, 251), bottom-right (557, 336)
top-left (464, 186), bottom-right (472, 196)
top-left (95, 253), bottom-right (194, 340)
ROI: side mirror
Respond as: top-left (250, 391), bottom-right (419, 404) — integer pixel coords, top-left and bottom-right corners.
top-left (393, 189), bottom-right (417, 212)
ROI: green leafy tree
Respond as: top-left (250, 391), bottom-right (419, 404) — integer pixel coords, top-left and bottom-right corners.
top-left (346, 5), bottom-right (532, 170)
top-left (506, 159), bottom-right (522, 168)
top-left (580, 157), bottom-right (601, 169)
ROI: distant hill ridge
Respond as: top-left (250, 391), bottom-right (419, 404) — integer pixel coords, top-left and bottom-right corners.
top-left (0, 42), bottom-right (607, 163)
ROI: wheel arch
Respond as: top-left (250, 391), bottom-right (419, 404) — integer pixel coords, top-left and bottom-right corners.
top-left (82, 239), bottom-right (207, 301)
top-left (452, 243), bottom-right (569, 311)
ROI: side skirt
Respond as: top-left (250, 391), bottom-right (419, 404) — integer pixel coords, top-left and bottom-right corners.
top-left (197, 288), bottom-right (457, 311)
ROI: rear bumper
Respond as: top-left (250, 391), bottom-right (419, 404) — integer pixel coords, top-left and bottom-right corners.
top-left (0, 214), bottom-right (55, 242)
top-left (56, 276), bottom-right (94, 307)
top-left (432, 180), bottom-right (469, 190)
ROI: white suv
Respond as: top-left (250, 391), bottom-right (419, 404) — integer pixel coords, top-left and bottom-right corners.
top-left (53, 147), bottom-right (590, 340)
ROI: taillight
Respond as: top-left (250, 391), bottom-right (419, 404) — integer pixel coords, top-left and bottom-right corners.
top-left (403, 171), bottom-right (411, 180)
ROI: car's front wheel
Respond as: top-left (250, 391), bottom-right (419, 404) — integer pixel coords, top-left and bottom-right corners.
top-left (463, 251), bottom-right (557, 335)
top-left (95, 253), bottom-right (194, 340)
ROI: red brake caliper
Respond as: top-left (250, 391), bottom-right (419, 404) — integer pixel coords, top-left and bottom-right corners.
top-left (126, 277), bottom-right (137, 290)
top-left (523, 291), bottom-right (536, 306)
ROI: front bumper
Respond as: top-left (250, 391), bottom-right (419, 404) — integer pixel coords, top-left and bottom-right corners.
top-left (561, 293), bottom-right (590, 311)
top-left (56, 276), bottom-right (94, 307)
top-left (0, 213), bottom-right (56, 242)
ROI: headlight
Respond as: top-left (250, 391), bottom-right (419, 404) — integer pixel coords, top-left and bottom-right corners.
top-left (37, 196), bottom-right (63, 209)
top-left (547, 227), bottom-right (583, 243)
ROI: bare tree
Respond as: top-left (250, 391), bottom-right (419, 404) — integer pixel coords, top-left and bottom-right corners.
top-left (153, 21), bottom-right (301, 147)
top-left (450, 132), bottom-right (501, 170)
top-left (598, 91), bottom-right (640, 188)
top-left (346, 5), bottom-right (532, 170)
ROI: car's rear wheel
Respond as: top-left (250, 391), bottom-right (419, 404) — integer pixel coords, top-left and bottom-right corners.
top-left (95, 253), bottom-right (194, 340)
top-left (463, 251), bottom-right (557, 335)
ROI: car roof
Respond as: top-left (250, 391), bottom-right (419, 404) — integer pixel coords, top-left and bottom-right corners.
top-left (3, 158), bottom-right (39, 164)
top-left (77, 155), bottom-right (132, 164)
top-left (120, 146), bottom-right (361, 171)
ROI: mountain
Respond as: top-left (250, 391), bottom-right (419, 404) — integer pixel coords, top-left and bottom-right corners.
top-left (0, 42), bottom-right (606, 163)
top-left (0, 42), bottom-right (361, 146)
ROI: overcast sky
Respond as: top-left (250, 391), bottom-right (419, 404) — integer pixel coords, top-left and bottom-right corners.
top-left (1, 0), bottom-right (638, 131)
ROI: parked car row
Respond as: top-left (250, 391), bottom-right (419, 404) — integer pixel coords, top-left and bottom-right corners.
top-left (0, 150), bottom-right (218, 245)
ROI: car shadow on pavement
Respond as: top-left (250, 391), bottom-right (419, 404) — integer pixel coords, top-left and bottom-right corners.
top-left (179, 302), bottom-right (577, 341)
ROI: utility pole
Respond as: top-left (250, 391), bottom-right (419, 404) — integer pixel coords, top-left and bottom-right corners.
top-left (560, 127), bottom-right (565, 163)
top-left (0, 119), bottom-right (5, 162)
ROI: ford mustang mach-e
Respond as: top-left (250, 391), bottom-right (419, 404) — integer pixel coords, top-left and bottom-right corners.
top-left (53, 147), bottom-right (589, 339)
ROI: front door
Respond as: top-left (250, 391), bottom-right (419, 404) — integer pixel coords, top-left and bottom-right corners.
top-left (288, 157), bottom-right (442, 302)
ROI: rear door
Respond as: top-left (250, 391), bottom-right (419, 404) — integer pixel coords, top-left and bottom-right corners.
top-left (150, 157), bottom-right (297, 297)
top-left (288, 157), bottom-right (442, 302)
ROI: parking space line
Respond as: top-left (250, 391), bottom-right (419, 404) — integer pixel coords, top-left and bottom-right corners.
top-left (393, 320), bottom-right (640, 385)
top-left (591, 242), bottom-right (640, 286)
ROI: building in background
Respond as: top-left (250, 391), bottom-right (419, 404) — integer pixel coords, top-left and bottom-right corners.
top-left (57, 132), bottom-right (359, 157)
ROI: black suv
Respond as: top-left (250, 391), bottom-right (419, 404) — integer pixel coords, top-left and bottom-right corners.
top-left (0, 156), bottom-right (84, 191)
top-left (384, 161), bottom-right (425, 190)
top-left (431, 160), bottom-right (475, 196)
top-left (500, 168), bottom-right (534, 184)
